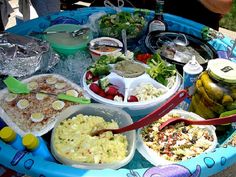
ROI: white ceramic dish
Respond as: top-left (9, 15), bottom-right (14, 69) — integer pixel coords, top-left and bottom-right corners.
top-left (89, 37), bottom-right (123, 60)
top-left (51, 104), bottom-right (136, 170)
top-left (136, 109), bottom-right (218, 166)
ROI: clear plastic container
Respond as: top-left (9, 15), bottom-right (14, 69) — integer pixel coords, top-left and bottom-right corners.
top-left (50, 104), bottom-right (136, 170)
top-left (136, 109), bottom-right (218, 166)
top-left (44, 24), bottom-right (93, 56)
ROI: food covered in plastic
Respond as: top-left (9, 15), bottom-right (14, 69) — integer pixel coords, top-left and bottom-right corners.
top-left (0, 74), bottom-right (89, 136)
top-left (137, 110), bottom-right (217, 165)
top-left (189, 59), bottom-right (236, 123)
top-left (53, 114), bottom-right (128, 164)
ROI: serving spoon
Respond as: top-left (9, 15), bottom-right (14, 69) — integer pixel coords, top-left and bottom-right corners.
top-left (29, 27), bottom-right (90, 38)
top-left (91, 89), bottom-right (188, 136)
top-left (159, 114), bottom-right (236, 130)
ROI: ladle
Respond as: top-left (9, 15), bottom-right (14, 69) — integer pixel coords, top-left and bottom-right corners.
top-left (159, 114), bottom-right (236, 130)
top-left (30, 27), bottom-right (90, 38)
top-left (3, 76), bottom-right (91, 104)
top-left (91, 89), bottom-right (188, 136)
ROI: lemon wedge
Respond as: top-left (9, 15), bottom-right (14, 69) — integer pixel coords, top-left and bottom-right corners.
top-left (5, 93), bottom-right (17, 102)
top-left (52, 100), bottom-right (65, 110)
top-left (66, 89), bottom-right (78, 97)
top-left (17, 99), bottom-right (29, 109)
top-left (30, 113), bottom-right (45, 122)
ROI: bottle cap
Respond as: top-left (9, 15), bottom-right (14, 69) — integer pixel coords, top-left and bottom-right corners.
top-left (208, 59), bottom-right (236, 84)
top-left (183, 56), bottom-right (203, 74)
top-left (22, 133), bottom-right (39, 150)
top-left (0, 127), bottom-right (16, 142)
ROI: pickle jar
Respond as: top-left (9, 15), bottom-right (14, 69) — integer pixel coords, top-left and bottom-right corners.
top-left (189, 59), bottom-right (236, 125)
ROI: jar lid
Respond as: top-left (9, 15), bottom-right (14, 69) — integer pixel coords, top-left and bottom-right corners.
top-left (207, 59), bottom-right (236, 84)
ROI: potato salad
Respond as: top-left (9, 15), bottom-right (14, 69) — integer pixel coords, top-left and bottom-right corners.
top-left (53, 114), bottom-right (128, 164)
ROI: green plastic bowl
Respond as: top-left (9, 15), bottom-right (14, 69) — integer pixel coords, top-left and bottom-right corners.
top-left (44, 24), bottom-right (93, 56)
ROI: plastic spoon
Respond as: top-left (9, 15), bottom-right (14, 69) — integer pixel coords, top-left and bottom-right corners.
top-left (159, 114), bottom-right (236, 130)
top-left (3, 76), bottom-right (91, 104)
top-left (91, 89), bottom-right (188, 136)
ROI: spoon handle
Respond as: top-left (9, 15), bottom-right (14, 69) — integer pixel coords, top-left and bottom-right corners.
top-left (113, 89), bottom-right (188, 134)
top-left (159, 114), bottom-right (236, 130)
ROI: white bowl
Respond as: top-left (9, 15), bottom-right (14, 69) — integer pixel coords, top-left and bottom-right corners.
top-left (82, 71), bottom-right (182, 117)
top-left (51, 104), bottom-right (136, 170)
top-left (137, 109), bottom-right (218, 166)
top-left (89, 37), bottom-right (123, 60)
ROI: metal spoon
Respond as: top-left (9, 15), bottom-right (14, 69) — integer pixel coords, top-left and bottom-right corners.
top-left (30, 27), bottom-right (90, 38)
top-left (159, 114), bottom-right (236, 130)
top-left (91, 90), bottom-right (188, 136)
top-left (173, 33), bottom-right (189, 47)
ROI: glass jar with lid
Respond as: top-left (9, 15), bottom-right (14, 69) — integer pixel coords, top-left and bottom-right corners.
top-left (189, 59), bottom-right (236, 131)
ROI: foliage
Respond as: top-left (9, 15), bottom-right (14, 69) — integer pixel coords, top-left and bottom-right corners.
top-left (220, 1), bottom-right (236, 31)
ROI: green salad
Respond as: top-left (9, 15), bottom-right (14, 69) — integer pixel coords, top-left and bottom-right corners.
top-left (98, 11), bottom-right (147, 39)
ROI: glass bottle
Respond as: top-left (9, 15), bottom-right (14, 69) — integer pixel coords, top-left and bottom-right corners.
top-left (148, 0), bottom-right (167, 33)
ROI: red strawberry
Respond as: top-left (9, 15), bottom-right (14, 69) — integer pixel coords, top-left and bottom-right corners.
top-left (85, 71), bottom-right (94, 81)
top-left (105, 86), bottom-right (118, 96)
top-left (89, 83), bottom-right (102, 94)
top-left (92, 76), bottom-right (99, 82)
top-left (105, 95), bottom-right (114, 100)
top-left (116, 92), bottom-right (124, 100)
top-left (128, 95), bottom-right (138, 102)
top-left (98, 90), bottom-right (106, 98)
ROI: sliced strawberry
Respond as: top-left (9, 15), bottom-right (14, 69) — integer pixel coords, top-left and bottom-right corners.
top-left (128, 95), bottom-right (139, 102)
top-left (89, 83), bottom-right (102, 94)
top-left (105, 86), bottom-right (118, 96)
top-left (86, 71), bottom-right (94, 81)
top-left (105, 94), bottom-right (114, 100)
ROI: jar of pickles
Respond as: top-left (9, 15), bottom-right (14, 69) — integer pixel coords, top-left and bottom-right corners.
top-left (189, 59), bottom-right (236, 131)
